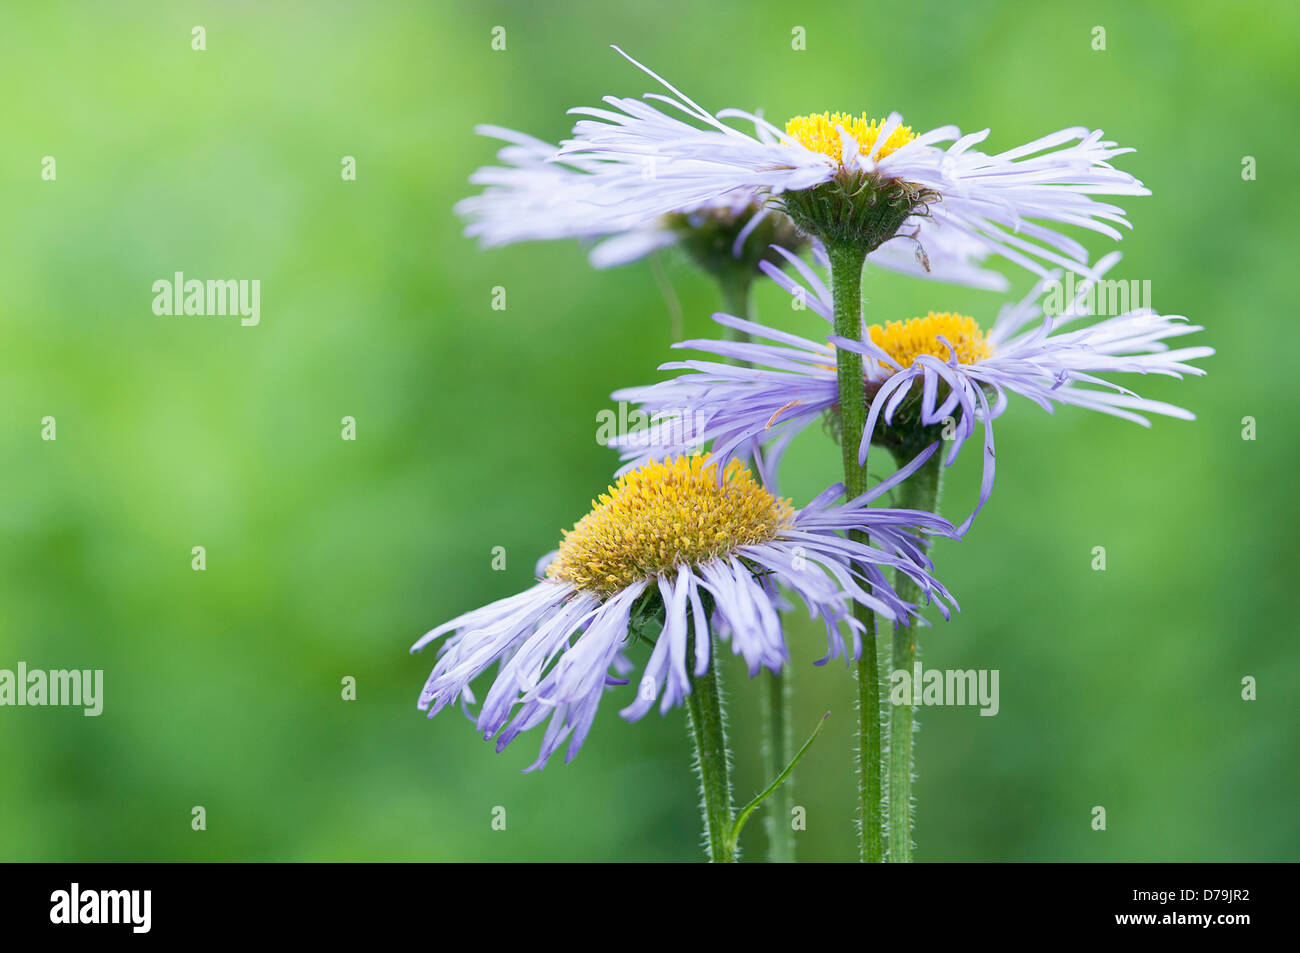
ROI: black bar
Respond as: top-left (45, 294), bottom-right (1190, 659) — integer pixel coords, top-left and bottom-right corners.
top-left (1, 862), bottom-right (1279, 940)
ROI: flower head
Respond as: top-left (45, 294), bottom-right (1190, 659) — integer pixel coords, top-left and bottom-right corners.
top-left (611, 249), bottom-right (1213, 533)
top-left (558, 48), bottom-right (1149, 276)
top-left (413, 455), bottom-right (956, 769)
top-left (456, 114), bottom-right (1008, 288)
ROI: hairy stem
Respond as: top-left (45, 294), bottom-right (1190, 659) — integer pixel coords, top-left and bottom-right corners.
top-left (685, 629), bottom-right (736, 863)
top-left (887, 449), bottom-right (943, 862)
top-left (759, 668), bottom-right (796, 862)
top-left (825, 240), bottom-right (883, 863)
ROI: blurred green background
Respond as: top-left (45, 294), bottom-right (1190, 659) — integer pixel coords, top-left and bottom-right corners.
top-left (1, 0), bottom-right (1296, 862)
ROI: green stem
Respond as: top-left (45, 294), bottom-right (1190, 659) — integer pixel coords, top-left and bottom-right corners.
top-left (760, 668), bottom-right (796, 862)
top-left (718, 269), bottom-right (754, 343)
top-left (825, 241), bottom-right (883, 863)
top-left (685, 628), bottom-right (736, 863)
top-left (887, 449), bottom-right (943, 863)
top-left (718, 269), bottom-right (797, 864)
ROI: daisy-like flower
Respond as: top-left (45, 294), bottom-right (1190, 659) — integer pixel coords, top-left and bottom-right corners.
top-left (558, 48), bottom-right (1150, 276)
top-left (453, 125), bottom-right (795, 269)
top-left (412, 455), bottom-right (956, 769)
top-left (610, 249), bottom-right (1213, 533)
top-left (456, 124), bottom-right (1010, 290)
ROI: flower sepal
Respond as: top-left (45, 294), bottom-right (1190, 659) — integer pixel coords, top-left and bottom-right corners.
top-left (778, 169), bottom-right (936, 255)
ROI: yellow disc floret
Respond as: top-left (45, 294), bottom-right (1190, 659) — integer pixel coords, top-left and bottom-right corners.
top-left (869, 312), bottom-right (993, 370)
top-left (547, 456), bottom-right (794, 596)
top-left (785, 112), bottom-right (916, 164)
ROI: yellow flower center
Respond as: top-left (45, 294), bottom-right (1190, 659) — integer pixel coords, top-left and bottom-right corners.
top-left (785, 112), bottom-right (916, 164)
top-left (869, 312), bottom-right (993, 370)
top-left (547, 456), bottom-right (794, 596)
